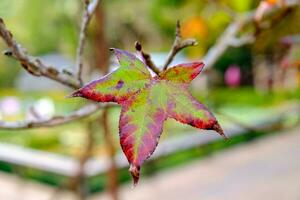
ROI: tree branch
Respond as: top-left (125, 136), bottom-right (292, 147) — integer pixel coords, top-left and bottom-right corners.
top-left (0, 18), bottom-right (80, 89)
top-left (135, 41), bottom-right (160, 76)
top-left (0, 0), bottom-right (103, 130)
top-left (0, 104), bottom-right (100, 130)
top-left (162, 21), bottom-right (198, 71)
top-left (0, 17), bottom-right (99, 130)
top-left (75, 0), bottom-right (100, 86)
top-left (203, 0), bottom-right (299, 70)
top-left (203, 12), bottom-right (254, 70)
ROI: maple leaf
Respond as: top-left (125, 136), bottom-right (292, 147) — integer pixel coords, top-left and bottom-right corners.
top-left (70, 49), bottom-right (226, 185)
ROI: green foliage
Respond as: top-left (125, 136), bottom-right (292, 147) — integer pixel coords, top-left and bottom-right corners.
top-left (0, 0), bottom-right (13, 18)
top-left (214, 46), bottom-right (253, 85)
top-left (214, 46), bottom-right (253, 73)
top-left (227, 0), bottom-right (253, 12)
top-left (203, 87), bottom-right (300, 107)
top-left (0, 0), bottom-right (80, 87)
top-left (2, 0), bottom-right (79, 55)
top-left (0, 59), bottom-right (20, 87)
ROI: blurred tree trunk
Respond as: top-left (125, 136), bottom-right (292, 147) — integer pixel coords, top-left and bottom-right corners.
top-left (92, 4), bottom-right (109, 72)
top-left (92, 4), bottom-right (119, 200)
top-left (69, 121), bottom-right (94, 200)
top-left (101, 108), bottom-right (119, 200)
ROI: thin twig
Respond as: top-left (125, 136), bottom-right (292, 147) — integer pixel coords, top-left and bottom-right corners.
top-left (203, 12), bottom-right (254, 70)
top-left (162, 21), bottom-right (198, 71)
top-left (135, 41), bottom-right (160, 76)
top-left (0, 0), bottom-right (104, 130)
top-left (0, 104), bottom-right (102, 130)
top-left (229, 35), bottom-right (255, 47)
top-left (75, 0), bottom-right (101, 86)
top-left (203, 0), bottom-right (299, 70)
top-left (0, 18), bottom-right (80, 89)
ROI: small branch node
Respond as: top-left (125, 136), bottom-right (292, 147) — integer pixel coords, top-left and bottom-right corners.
top-left (134, 41), bottom-right (160, 76)
top-left (163, 21), bottom-right (198, 71)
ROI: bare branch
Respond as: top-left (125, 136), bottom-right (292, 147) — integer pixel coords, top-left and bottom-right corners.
top-left (135, 41), bottom-right (160, 76)
top-left (203, 0), bottom-right (299, 70)
top-left (75, 0), bottom-right (101, 86)
top-left (203, 13), bottom-right (253, 69)
top-left (162, 21), bottom-right (198, 71)
top-left (229, 35), bottom-right (255, 47)
top-left (0, 1), bottom-right (103, 130)
top-left (0, 18), bottom-right (80, 89)
top-left (0, 104), bottom-right (101, 130)
top-left (0, 1), bottom-right (104, 131)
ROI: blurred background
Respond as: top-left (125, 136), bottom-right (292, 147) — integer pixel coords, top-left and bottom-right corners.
top-left (0, 0), bottom-right (300, 200)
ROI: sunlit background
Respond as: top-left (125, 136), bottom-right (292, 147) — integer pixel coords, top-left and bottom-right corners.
top-left (0, 0), bottom-right (300, 200)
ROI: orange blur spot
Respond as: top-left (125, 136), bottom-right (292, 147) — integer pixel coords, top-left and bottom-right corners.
top-left (181, 16), bottom-right (207, 39)
top-left (266, 0), bottom-right (277, 5)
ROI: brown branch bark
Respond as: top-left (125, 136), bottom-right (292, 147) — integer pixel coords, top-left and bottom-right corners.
top-left (162, 21), bottom-right (198, 71)
top-left (75, 0), bottom-right (101, 85)
top-left (0, 104), bottom-right (101, 130)
top-left (0, 18), bottom-right (80, 89)
top-left (203, 12), bottom-right (253, 70)
top-left (0, 0), bottom-right (102, 130)
top-left (93, 4), bottom-right (109, 73)
top-left (135, 41), bottom-right (160, 76)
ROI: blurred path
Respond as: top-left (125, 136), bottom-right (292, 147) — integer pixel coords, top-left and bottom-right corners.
top-left (92, 126), bottom-right (300, 200)
top-left (0, 172), bottom-right (75, 200)
top-left (0, 126), bottom-right (300, 200)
